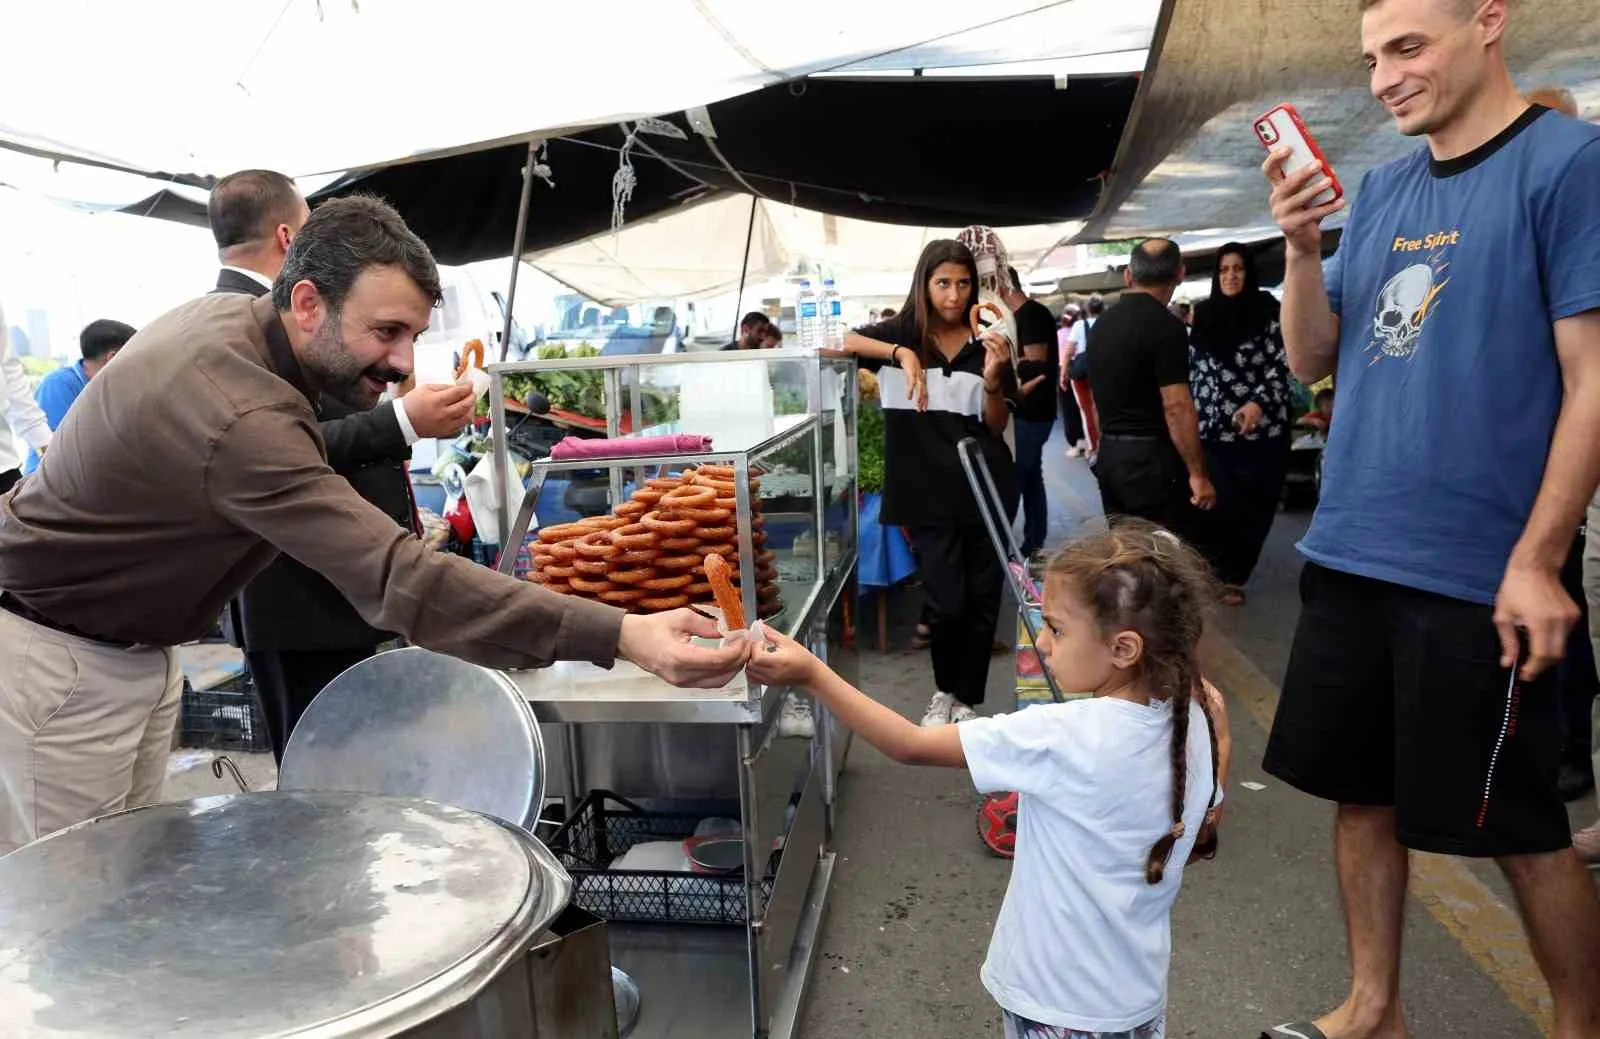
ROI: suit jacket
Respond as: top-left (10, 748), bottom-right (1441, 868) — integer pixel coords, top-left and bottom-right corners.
top-left (213, 270), bottom-right (415, 652)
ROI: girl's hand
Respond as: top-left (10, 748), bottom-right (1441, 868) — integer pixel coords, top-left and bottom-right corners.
top-left (981, 331), bottom-right (1011, 390)
top-left (745, 623), bottom-right (822, 688)
top-left (899, 349), bottom-right (929, 412)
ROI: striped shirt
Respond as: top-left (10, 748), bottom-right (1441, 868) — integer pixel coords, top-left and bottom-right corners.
top-left (856, 315), bottom-right (1016, 527)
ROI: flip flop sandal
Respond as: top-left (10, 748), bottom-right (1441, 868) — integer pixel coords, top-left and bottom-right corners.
top-left (1261, 1024), bottom-right (1329, 1039)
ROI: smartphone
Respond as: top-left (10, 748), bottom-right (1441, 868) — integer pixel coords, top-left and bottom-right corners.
top-left (1253, 103), bottom-right (1343, 206)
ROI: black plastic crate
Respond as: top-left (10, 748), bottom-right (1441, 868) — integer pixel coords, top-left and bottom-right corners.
top-left (177, 673), bottom-right (270, 753)
top-left (545, 791), bottom-right (771, 926)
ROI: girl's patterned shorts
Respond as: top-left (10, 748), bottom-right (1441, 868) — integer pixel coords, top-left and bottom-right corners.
top-left (1002, 1009), bottom-right (1164, 1039)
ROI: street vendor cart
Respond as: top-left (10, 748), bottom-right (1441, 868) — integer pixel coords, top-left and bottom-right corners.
top-left (481, 346), bottom-right (859, 1039)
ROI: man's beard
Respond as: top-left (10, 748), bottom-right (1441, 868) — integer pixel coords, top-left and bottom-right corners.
top-left (301, 313), bottom-right (404, 410)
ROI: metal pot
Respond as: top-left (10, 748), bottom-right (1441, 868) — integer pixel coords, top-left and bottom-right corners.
top-left (0, 791), bottom-right (571, 1037)
top-left (279, 647), bottom-right (546, 832)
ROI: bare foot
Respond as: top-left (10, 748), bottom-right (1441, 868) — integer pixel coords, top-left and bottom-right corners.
top-left (1313, 997), bottom-right (1409, 1039)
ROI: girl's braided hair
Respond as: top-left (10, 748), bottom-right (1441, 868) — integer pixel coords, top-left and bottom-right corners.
top-left (1045, 519), bottom-right (1221, 883)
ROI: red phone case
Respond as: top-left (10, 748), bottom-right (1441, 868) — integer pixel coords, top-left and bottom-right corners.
top-left (1254, 102), bottom-right (1345, 204)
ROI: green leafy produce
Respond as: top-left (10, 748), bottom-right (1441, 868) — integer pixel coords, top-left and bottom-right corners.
top-left (774, 386), bottom-right (808, 417)
top-left (857, 395), bottom-right (885, 494)
top-left (642, 390), bottom-right (680, 427)
top-left (487, 342), bottom-right (678, 427)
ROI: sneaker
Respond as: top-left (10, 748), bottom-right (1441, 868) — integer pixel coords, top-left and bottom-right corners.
top-left (777, 691), bottom-right (815, 739)
top-left (1575, 823), bottom-right (1600, 869)
top-left (921, 692), bottom-right (956, 727)
top-left (949, 701), bottom-right (979, 724)
top-left (1065, 445), bottom-right (1083, 459)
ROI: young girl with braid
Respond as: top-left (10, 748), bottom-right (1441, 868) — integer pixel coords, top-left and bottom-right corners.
top-left (748, 520), bottom-right (1229, 1039)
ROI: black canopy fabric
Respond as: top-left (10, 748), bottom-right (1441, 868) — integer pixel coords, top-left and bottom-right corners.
top-left (123, 75), bottom-right (1137, 265)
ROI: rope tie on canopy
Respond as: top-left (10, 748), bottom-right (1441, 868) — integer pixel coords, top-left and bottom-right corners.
top-left (611, 125), bottom-right (640, 238)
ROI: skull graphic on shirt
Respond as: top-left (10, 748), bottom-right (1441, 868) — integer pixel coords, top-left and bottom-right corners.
top-left (1372, 263), bottom-right (1444, 359)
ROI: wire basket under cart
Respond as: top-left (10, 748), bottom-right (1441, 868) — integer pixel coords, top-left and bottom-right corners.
top-left (544, 791), bottom-right (773, 926)
top-left (957, 437), bottom-right (1075, 857)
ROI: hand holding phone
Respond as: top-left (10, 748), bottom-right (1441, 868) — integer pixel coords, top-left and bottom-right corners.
top-left (1255, 103), bottom-right (1345, 253)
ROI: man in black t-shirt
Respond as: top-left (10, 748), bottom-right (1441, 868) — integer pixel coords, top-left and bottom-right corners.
top-left (1087, 239), bottom-right (1215, 531)
top-left (1007, 267), bottom-right (1059, 558)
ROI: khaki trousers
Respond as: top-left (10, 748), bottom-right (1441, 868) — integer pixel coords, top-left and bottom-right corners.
top-left (1584, 497), bottom-right (1600, 816)
top-left (0, 607), bottom-right (182, 855)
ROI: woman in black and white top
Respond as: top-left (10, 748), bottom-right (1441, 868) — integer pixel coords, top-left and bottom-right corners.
top-left (844, 240), bottom-right (1017, 726)
top-left (1188, 243), bottom-right (1291, 606)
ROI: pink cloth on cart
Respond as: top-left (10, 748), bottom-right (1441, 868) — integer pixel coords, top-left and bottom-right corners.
top-left (549, 434), bottom-right (713, 461)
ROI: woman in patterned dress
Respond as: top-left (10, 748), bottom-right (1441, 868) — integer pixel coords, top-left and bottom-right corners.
top-left (1188, 244), bottom-right (1291, 606)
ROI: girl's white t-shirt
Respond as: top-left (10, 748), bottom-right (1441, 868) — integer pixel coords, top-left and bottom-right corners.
top-left (958, 696), bottom-right (1216, 1032)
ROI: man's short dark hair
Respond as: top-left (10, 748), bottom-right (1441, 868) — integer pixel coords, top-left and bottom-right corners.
top-left (208, 170), bottom-right (302, 251)
top-left (739, 311), bottom-right (770, 333)
top-left (1129, 238), bottom-right (1184, 288)
top-left (1086, 295), bottom-right (1105, 317)
top-left (1007, 266), bottom-right (1022, 291)
top-left (1360, 0), bottom-right (1477, 16)
top-left (271, 195), bottom-right (442, 314)
top-left (80, 319), bottom-right (135, 362)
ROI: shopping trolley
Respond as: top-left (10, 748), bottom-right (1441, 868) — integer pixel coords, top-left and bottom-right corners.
top-left (957, 437), bottom-right (1083, 857)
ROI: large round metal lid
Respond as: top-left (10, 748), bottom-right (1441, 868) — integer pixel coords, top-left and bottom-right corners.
top-left (279, 647), bottom-right (544, 830)
top-left (0, 792), bottom-right (551, 1037)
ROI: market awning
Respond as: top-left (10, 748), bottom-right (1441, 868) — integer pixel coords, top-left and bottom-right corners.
top-left (523, 192), bottom-right (1083, 306)
top-left (2, 0), bottom-right (1155, 181)
top-left (312, 73), bottom-right (1135, 266)
top-left (1077, 0), bottom-right (1600, 241)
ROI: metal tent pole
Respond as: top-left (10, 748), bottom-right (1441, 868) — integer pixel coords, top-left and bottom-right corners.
top-left (499, 139), bottom-right (539, 363)
top-left (491, 140), bottom-right (540, 542)
top-left (728, 194), bottom-right (758, 342)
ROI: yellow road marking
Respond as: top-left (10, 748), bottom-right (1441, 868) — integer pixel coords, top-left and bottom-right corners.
top-left (1200, 629), bottom-right (1555, 1036)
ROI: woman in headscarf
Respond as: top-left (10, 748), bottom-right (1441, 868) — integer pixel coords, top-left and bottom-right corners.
top-left (1188, 243), bottom-right (1291, 606)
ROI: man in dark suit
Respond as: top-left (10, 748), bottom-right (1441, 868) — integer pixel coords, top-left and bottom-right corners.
top-left (208, 170), bottom-right (476, 760)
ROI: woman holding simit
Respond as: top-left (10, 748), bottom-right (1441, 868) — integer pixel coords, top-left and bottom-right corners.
top-left (840, 240), bottom-right (1017, 726)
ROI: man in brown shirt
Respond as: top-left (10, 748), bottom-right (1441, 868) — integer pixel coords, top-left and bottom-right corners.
top-left (0, 195), bottom-right (747, 854)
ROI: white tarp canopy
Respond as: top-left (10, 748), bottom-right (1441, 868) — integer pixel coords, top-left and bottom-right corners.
top-left (524, 192), bottom-right (1082, 305)
top-left (2, 0), bottom-right (1156, 184)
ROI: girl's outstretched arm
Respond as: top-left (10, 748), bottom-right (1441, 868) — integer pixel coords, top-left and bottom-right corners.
top-left (747, 625), bottom-right (967, 768)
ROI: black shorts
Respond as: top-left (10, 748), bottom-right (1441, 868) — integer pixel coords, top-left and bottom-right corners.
top-left (1263, 562), bottom-right (1568, 858)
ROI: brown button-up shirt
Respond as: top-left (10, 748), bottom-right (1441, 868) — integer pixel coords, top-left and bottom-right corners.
top-left (0, 293), bottom-right (623, 669)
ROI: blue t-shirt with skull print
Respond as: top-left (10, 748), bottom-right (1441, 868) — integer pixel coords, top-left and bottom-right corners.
top-left (1301, 106), bottom-right (1600, 605)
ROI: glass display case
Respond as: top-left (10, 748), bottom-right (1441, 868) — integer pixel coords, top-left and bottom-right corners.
top-left (482, 348), bottom-right (858, 725)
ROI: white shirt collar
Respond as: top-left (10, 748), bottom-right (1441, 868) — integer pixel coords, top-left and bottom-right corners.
top-left (221, 265), bottom-right (274, 291)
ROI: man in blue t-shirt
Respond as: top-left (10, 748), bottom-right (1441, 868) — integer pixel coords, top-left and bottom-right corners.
top-left (23, 319), bottom-right (135, 475)
top-left (1254, 2), bottom-right (1600, 1038)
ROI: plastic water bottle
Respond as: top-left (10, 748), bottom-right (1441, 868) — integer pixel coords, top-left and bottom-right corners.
top-left (796, 280), bottom-right (821, 351)
top-left (820, 278), bottom-right (845, 349)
